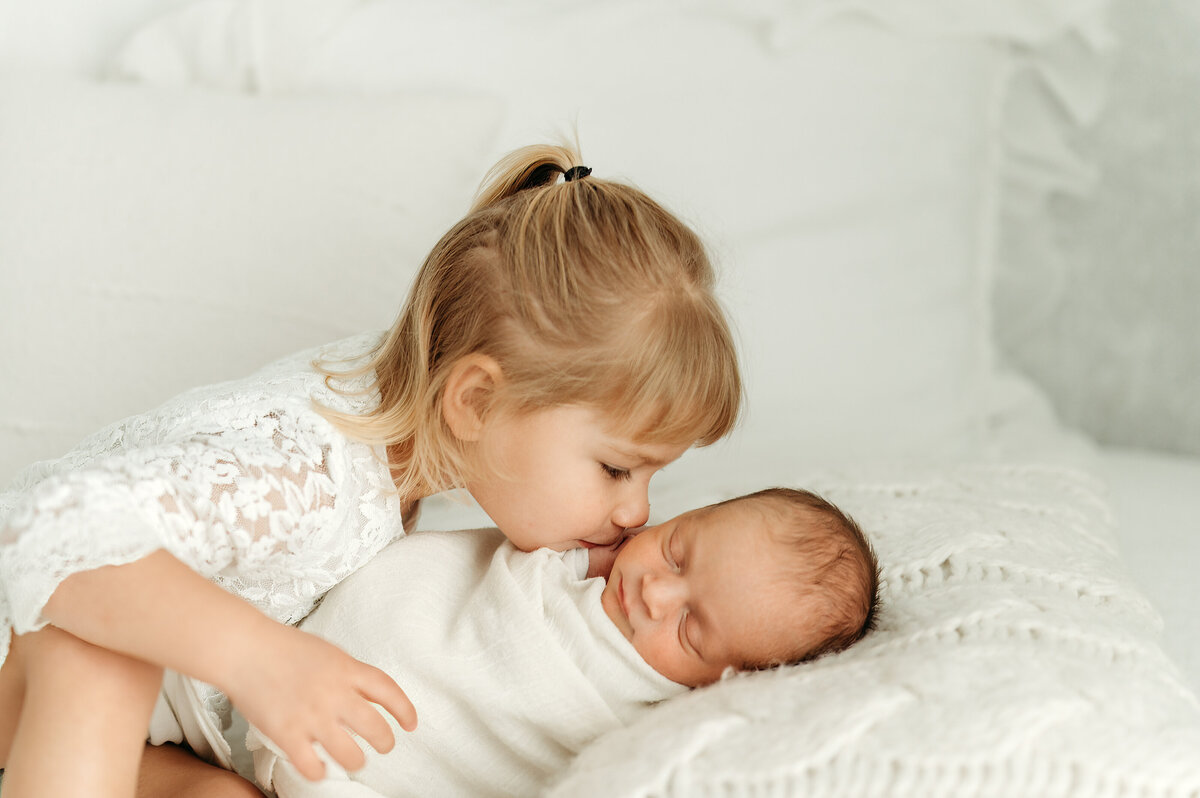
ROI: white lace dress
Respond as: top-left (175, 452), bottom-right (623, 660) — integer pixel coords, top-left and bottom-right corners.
top-left (0, 331), bottom-right (407, 685)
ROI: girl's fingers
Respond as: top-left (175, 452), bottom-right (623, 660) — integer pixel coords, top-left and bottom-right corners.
top-left (343, 699), bottom-right (397, 754)
top-left (319, 726), bottom-right (367, 773)
top-left (279, 734), bottom-right (326, 782)
top-left (359, 668), bottom-right (418, 732)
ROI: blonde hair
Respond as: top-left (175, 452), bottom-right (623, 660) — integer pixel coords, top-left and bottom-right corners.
top-left (315, 143), bottom-right (741, 500)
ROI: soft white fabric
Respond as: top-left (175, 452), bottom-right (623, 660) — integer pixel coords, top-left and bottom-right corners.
top-left (547, 464), bottom-right (1200, 797)
top-left (0, 73), bottom-right (502, 486)
top-left (247, 529), bottom-right (686, 798)
top-left (148, 670), bottom-right (237, 769)
top-left (0, 333), bottom-right (404, 687)
top-left (104, 0), bottom-right (1101, 478)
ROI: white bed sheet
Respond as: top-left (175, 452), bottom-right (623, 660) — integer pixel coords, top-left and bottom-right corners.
top-left (1095, 445), bottom-right (1200, 693)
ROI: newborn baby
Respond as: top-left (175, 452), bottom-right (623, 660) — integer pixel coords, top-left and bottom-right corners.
top-left (249, 487), bottom-right (879, 797)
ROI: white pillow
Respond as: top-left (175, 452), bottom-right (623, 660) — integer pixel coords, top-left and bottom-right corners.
top-left (547, 464), bottom-right (1200, 797)
top-left (0, 73), bottom-right (502, 485)
top-left (106, 0), bottom-right (1101, 482)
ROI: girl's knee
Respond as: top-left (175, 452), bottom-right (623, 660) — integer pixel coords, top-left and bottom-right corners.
top-left (19, 626), bottom-right (162, 702)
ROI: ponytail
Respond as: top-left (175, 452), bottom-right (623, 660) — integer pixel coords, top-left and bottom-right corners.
top-left (469, 143), bottom-right (582, 214)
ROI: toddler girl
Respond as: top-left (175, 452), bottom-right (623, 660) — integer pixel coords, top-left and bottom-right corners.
top-left (0, 144), bottom-right (741, 798)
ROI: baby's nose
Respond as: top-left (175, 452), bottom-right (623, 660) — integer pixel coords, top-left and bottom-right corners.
top-left (642, 572), bottom-right (686, 620)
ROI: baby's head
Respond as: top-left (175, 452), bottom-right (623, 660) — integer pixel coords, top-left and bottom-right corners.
top-left (599, 488), bottom-right (880, 687)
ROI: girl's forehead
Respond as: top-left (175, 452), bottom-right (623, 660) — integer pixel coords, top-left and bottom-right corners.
top-left (590, 414), bottom-right (691, 461)
top-left (603, 438), bottom-right (687, 467)
top-left (585, 397), bottom-right (713, 450)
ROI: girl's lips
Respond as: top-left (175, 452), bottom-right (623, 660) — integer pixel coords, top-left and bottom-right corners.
top-left (618, 577), bottom-right (629, 619)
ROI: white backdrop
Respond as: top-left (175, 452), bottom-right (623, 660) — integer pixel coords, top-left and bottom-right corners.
top-left (4, 0), bottom-right (1197, 460)
top-left (993, 0), bottom-right (1200, 456)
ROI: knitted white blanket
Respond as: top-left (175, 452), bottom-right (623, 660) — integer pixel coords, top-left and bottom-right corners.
top-left (248, 528), bottom-right (685, 797)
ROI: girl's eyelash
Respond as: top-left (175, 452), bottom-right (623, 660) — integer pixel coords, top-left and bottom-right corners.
top-left (600, 463), bottom-right (632, 481)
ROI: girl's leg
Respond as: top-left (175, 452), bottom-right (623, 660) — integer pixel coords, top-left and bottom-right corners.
top-left (0, 632), bottom-right (27, 764)
top-left (138, 743), bottom-right (263, 798)
top-left (3, 625), bottom-right (164, 798)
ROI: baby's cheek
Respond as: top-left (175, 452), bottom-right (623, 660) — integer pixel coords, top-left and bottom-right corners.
top-left (638, 634), bottom-right (687, 684)
top-left (599, 586), bottom-right (628, 635)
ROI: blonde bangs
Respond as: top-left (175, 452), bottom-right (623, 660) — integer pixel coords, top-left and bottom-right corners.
top-left (606, 295), bottom-right (740, 446)
top-left (491, 287), bottom-right (742, 449)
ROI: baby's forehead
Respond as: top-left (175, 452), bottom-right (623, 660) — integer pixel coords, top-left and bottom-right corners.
top-left (697, 497), bottom-right (856, 595)
top-left (688, 496), bottom-right (805, 541)
top-left (686, 501), bottom-right (807, 580)
top-left (715, 563), bottom-right (824, 667)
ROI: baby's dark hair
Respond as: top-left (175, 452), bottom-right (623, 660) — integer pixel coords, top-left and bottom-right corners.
top-left (721, 487), bottom-right (880, 669)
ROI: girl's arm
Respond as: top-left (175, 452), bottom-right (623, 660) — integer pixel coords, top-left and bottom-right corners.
top-left (45, 550), bottom-right (417, 781)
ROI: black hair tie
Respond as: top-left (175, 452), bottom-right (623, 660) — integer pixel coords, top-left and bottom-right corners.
top-left (563, 165), bottom-right (592, 182)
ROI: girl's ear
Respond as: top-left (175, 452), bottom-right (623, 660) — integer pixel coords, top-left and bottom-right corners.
top-left (442, 354), bottom-right (505, 442)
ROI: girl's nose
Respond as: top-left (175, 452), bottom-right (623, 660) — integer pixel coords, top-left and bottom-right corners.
top-left (641, 571), bottom-right (686, 620)
top-left (612, 491), bottom-right (650, 531)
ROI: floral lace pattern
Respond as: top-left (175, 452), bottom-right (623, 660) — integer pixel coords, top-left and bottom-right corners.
top-left (0, 332), bottom-right (404, 668)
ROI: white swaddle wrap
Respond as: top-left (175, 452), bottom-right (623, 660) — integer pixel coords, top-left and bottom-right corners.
top-left (248, 528), bottom-right (687, 797)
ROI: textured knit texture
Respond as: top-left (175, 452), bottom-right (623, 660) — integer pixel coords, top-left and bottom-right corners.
top-left (547, 464), bottom-right (1200, 798)
top-left (0, 332), bottom-right (405, 682)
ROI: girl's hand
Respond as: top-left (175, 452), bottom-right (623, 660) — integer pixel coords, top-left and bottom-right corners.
top-left (220, 620), bottom-right (417, 782)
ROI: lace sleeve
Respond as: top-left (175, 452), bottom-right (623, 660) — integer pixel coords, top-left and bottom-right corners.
top-left (0, 413), bottom-right (404, 647)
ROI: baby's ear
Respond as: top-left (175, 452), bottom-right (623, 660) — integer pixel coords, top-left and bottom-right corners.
top-left (441, 354), bottom-right (504, 441)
